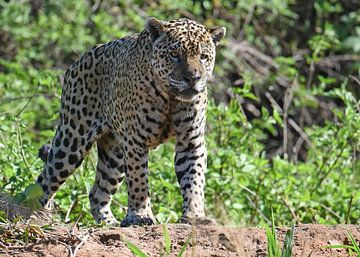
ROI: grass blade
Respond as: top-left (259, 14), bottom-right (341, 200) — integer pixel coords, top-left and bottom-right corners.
top-left (323, 232), bottom-right (360, 255)
top-left (281, 225), bottom-right (295, 257)
top-left (324, 245), bottom-right (355, 250)
top-left (266, 227), bottom-right (272, 256)
top-left (162, 224), bottom-right (171, 256)
top-left (272, 209), bottom-right (280, 257)
top-left (125, 240), bottom-right (149, 257)
top-left (347, 232), bottom-right (360, 254)
top-left (0, 211), bottom-right (7, 222)
top-left (177, 237), bottom-right (191, 257)
top-left (266, 208), bottom-right (281, 257)
top-left (266, 226), bottom-right (279, 257)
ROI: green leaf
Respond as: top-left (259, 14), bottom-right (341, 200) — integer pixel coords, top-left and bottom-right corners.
top-left (0, 211), bottom-right (7, 222)
top-left (273, 109), bottom-right (283, 126)
top-left (177, 237), bottom-right (191, 257)
top-left (232, 203), bottom-right (243, 210)
top-left (14, 193), bottom-right (26, 204)
top-left (324, 244), bottom-right (355, 250)
top-left (348, 232), bottom-right (360, 254)
top-left (24, 184), bottom-right (44, 199)
top-left (162, 224), bottom-right (171, 256)
top-left (125, 240), bottom-right (149, 257)
top-left (281, 225), bottom-right (294, 257)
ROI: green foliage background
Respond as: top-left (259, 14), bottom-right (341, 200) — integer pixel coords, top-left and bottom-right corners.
top-left (0, 0), bottom-right (359, 226)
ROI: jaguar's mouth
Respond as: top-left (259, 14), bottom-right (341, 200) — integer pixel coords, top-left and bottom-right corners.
top-left (169, 84), bottom-right (203, 102)
top-left (175, 87), bottom-right (199, 97)
top-left (168, 77), bottom-right (205, 101)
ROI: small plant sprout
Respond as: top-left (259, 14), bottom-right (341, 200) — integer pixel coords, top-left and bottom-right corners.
top-left (266, 210), bottom-right (295, 257)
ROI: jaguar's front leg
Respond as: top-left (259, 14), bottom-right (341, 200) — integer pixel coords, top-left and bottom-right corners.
top-left (174, 103), bottom-right (215, 225)
top-left (120, 141), bottom-right (155, 227)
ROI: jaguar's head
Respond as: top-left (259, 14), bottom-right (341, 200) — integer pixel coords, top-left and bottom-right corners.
top-left (146, 18), bottom-right (226, 102)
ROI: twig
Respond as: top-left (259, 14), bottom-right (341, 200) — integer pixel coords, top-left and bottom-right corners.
top-left (69, 214), bottom-right (82, 235)
top-left (178, 10), bottom-right (197, 20)
top-left (227, 39), bottom-right (280, 70)
top-left (238, 184), bottom-right (257, 197)
top-left (90, 0), bottom-right (103, 14)
top-left (288, 118), bottom-right (312, 147)
top-left (318, 54), bottom-right (360, 67)
top-left (280, 195), bottom-right (300, 224)
top-left (320, 204), bottom-right (341, 222)
top-left (15, 119), bottom-right (30, 169)
top-left (65, 198), bottom-right (79, 223)
top-left (283, 79), bottom-right (295, 160)
top-left (61, 228), bottom-right (91, 257)
top-left (350, 75), bottom-right (360, 86)
top-left (238, 0), bottom-right (257, 40)
top-left (245, 194), bottom-right (270, 223)
top-left (58, 241), bottom-right (72, 257)
top-left (306, 61), bottom-right (315, 89)
top-left (264, 91), bottom-right (282, 113)
top-left (310, 142), bottom-right (346, 195)
top-left (267, 86), bottom-right (312, 166)
top-left (124, 0), bottom-right (148, 19)
top-left (0, 93), bottom-right (56, 105)
top-left (15, 83), bottom-right (41, 118)
top-left (71, 233), bottom-right (90, 257)
top-left (292, 137), bottom-right (304, 162)
top-left (318, 66), bottom-right (345, 80)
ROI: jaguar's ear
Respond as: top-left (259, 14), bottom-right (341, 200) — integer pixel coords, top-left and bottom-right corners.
top-left (146, 17), bottom-right (164, 42)
top-left (210, 26), bottom-right (226, 46)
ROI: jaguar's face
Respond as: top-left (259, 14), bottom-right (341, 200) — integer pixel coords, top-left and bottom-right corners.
top-left (147, 18), bottom-right (226, 102)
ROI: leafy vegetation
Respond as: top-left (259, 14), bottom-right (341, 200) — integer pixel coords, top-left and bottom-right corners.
top-left (13, 183), bottom-right (44, 210)
top-left (0, 0), bottom-right (359, 227)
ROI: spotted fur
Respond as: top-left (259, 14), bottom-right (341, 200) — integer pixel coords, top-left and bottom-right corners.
top-left (35, 18), bottom-right (225, 226)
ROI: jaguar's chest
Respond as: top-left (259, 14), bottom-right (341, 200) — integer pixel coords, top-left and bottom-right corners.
top-left (130, 103), bottom-right (175, 149)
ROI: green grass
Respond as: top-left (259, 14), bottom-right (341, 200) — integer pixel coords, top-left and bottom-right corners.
top-left (125, 240), bottom-right (150, 257)
top-left (266, 211), bottom-right (295, 257)
top-left (162, 223), bottom-right (171, 256)
top-left (123, 224), bottom-right (192, 257)
top-left (325, 232), bottom-right (360, 256)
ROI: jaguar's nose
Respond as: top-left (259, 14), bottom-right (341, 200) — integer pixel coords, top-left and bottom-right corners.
top-left (183, 72), bottom-right (201, 87)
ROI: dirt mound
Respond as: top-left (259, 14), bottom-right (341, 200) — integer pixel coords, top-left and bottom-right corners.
top-left (1, 223), bottom-right (359, 256)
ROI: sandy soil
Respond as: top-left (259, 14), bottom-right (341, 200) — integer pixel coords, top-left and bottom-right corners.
top-left (1, 223), bottom-right (359, 257)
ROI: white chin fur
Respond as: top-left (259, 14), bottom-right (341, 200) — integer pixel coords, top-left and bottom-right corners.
top-left (194, 81), bottom-right (206, 92)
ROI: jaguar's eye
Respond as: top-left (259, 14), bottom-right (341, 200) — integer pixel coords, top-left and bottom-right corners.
top-left (169, 51), bottom-right (179, 60)
top-left (200, 53), bottom-right (209, 60)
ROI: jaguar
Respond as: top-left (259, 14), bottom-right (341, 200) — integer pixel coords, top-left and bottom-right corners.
top-left (36, 17), bottom-right (225, 226)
